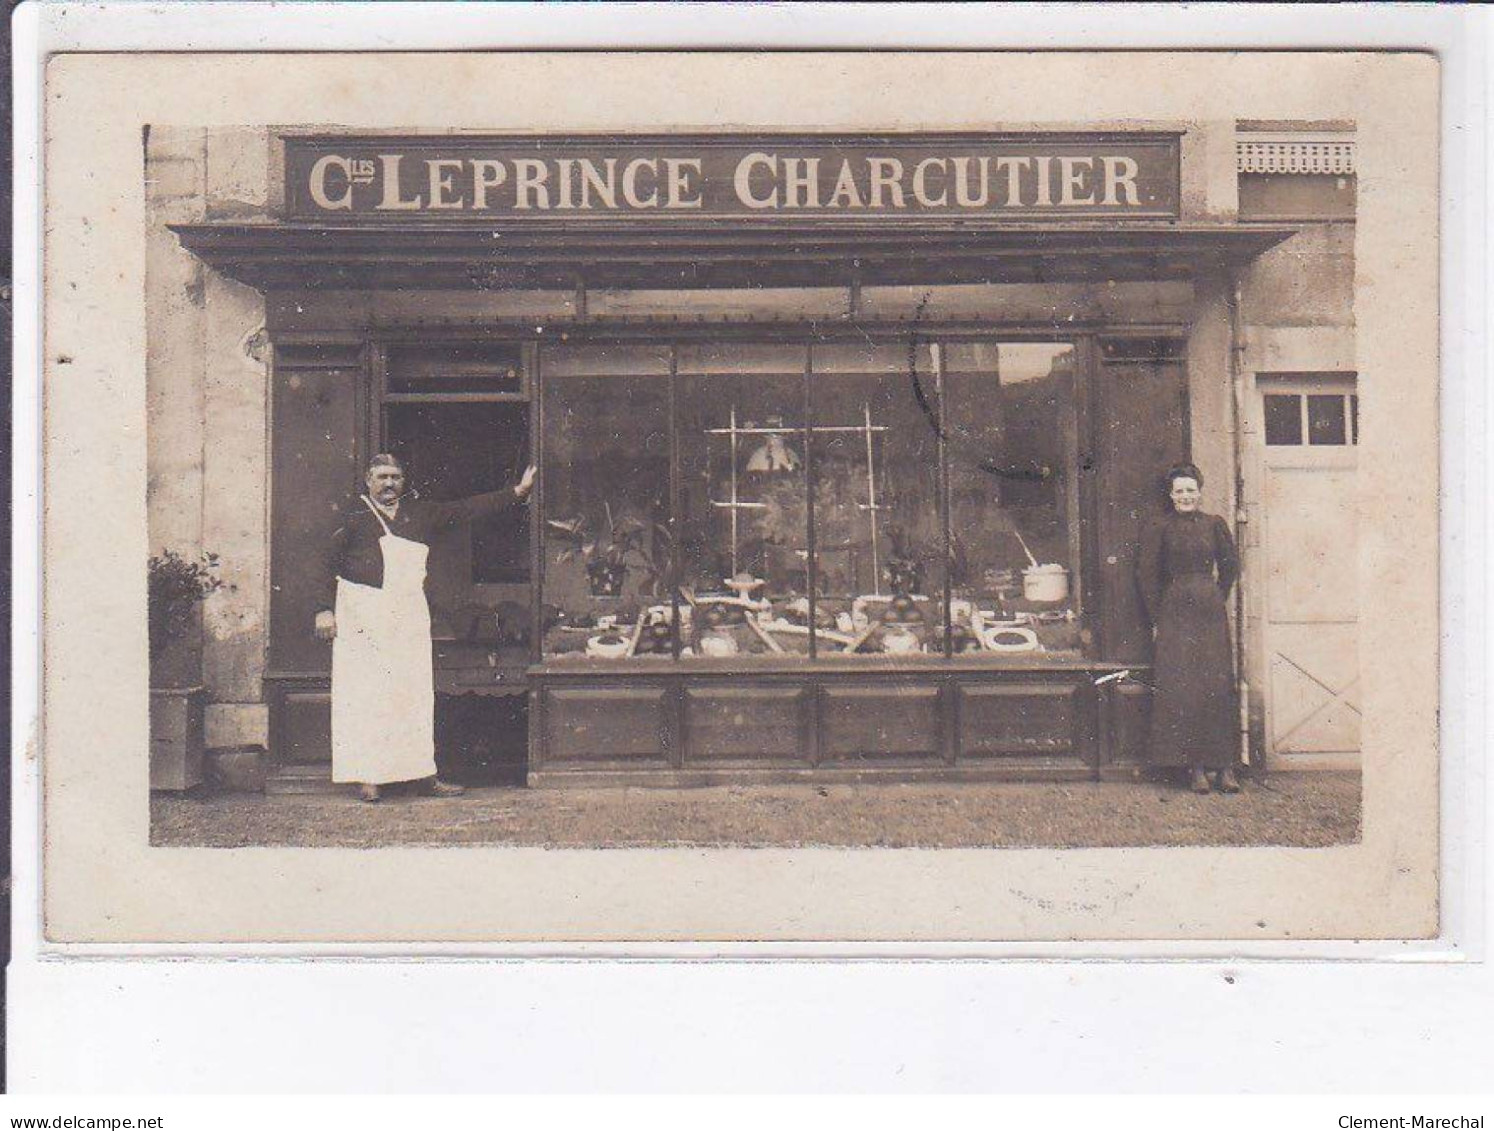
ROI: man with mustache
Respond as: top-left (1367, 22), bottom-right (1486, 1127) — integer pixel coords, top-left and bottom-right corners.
top-left (315, 454), bottom-right (537, 802)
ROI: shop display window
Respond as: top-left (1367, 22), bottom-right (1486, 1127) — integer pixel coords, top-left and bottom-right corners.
top-left (808, 341), bottom-right (944, 661)
top-left (944, 342), bottom-right (1083, 659)
top-left (538, 338), bottom-right (1084, 664)
top-left (677, 343), bottom-right (808, 660)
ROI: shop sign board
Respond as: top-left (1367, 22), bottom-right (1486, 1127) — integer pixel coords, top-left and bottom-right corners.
top-left (284, 133), bottom-right (1181, 221)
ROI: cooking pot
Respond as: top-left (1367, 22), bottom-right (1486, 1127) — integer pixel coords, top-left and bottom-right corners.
top-left (1022, 563), bottom-right (1070, 603)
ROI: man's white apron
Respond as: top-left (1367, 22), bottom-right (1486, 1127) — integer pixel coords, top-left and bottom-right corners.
top-left (330, 496), bottom-right (436, 785)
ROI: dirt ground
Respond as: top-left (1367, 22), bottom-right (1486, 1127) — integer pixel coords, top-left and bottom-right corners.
top-left (152, 771), bottom-right (1361, 849)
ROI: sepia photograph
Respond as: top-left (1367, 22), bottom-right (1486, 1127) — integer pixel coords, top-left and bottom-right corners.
top-left (37, 49), bottom-right (1438, 943)
top-left (13, 2), bottom-right (1487, 1100)
top-left (145, 124), bottom-right (1362, 849)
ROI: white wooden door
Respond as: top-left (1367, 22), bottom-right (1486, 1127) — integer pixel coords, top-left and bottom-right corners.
top-left (1259, 379), bottom-right (1360, 764)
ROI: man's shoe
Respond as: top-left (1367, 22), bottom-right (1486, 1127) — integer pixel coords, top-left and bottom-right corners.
top-left (1217, 768), bottom-right (1242, 794)
top-left (424, 778), bottom-right (466, 797)
top-left (1190, 769), bottom-right (1212, 794)
top-left (359, 783), bottom-right (381, 803)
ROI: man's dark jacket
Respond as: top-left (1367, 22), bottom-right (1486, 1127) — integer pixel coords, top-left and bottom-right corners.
top-left (316, 487), bottom-right (523, 614)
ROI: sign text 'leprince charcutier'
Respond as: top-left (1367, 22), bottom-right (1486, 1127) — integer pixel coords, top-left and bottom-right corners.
top-left (284, 134), bottom-right (1181, 221)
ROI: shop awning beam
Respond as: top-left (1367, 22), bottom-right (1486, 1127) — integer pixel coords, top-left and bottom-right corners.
top-left (171, 221), bottom-right (1296, 292)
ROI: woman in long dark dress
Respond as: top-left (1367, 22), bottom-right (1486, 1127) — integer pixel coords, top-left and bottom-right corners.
top-left (1136, 463), bottom-right (1242, 794)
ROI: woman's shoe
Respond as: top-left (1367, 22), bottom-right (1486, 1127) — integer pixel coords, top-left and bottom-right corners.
top-left (359, 783), bottom-right (381, 803)
top-left (1190, 769), bottom-right (1212, 794)
top-left (1217, 768), bottom-right (1242, 794)
top-left (423, 778), bottom-right (466, 797)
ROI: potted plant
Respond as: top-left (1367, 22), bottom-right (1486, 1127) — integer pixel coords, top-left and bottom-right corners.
top-left (883, 525), bottom-right (925, 596)
top-left (548, 503), bottom-right (668, 598)
top-left (148, 550), bottom-right (222, 791)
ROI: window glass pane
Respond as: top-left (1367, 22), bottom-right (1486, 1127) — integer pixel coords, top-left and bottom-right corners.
top-left (539, 345), bottom-right (671, 661)
top-left (944, 342), bottom-right (1083, 659)
top-left (1263, 394), bottom-right (1303, 445)
top-left (811, 341), bottom-right (943, 659)
top-left (1307, 394), bottom-right (1348, 445)
top-left (677, 344), bottom-right (809, 662)
top-left (1351, 394), bottom-right (1359, 445)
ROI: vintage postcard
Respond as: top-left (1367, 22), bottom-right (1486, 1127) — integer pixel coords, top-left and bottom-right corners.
top-left (39, 50), bottom-right (1439, 943)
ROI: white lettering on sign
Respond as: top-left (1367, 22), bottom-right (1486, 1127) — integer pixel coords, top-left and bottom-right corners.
top-left (300, 148), bottom-right (1166, 215)
top-left (513, 159), bottom-right (550, 210)
top-left (954, 156), bottom-right (992, 207)
top-left (376, 155), bottom-right (422, 211)
top-left (427, 158), bottom-right (465, 210)
top-left (664, 158), bottom-right (704, 209)
top-left (621, 158), bottom-right (659, 208)
top-left (911, 158), bottom-right (947, 207)
top-left (470, 159), bottom-right (507, 210)
top-left (781, 158), bottom-right (820, 209)
top-left (308, 155), bottom-right (354, 210)
top-left (1102, 156), bottom-right (1141, 205)
top-left (1059, 156), bottom-right (1094, 206)
top-left (735, 152), bottom-right (777, 209)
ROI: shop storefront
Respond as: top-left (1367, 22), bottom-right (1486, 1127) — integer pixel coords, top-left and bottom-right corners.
top-left (157, 125), bottom-right (1356, 787)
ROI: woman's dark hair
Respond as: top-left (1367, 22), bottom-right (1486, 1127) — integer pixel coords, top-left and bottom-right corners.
top-left (1163, 462), bottom-right (1203, 491)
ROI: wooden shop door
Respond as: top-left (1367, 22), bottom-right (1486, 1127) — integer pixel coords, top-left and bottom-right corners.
top-left (1093, 338), bottom-right (1190, 663)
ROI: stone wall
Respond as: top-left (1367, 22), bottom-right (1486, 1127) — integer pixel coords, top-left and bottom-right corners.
top-left (146, 126), bottom-right (271, 748)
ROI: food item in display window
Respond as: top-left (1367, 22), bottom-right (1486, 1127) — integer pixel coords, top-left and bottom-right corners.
top-left (853, 592), bottom-right (928, 628)
top-left (884, 593), bottom-right (925, 624)
top-left (881, 625), bottom-right (922, 655)
top-left (764, 621), bottom-right (857, 649)
top-left (745, 617), bottom-right (787, 654)
top-left (979, 623), bottom-right (1041, 653)
top-left (1030, 609), bottom-right (1071, 624)
top-left (634, 620), bottom-right (674, 655)
top-left (699, 629), bottom-right (739, 658)
top-left (780, 596), bottom-right (835, 629)
top-left (950, 623), bottom-right (982, 653)
top-left (585, 632), bottom-right (632, 660)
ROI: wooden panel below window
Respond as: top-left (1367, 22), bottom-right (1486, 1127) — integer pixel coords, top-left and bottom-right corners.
top-left (820, 685), bottom-right (942, 761)
top-left (281, 690), bottom-right (331, 764)
top-left (543, 687), bottom-right (670, 763)
top-left (958, 682), bottom-right (1080, 758)
top-left (684, 687), bottom-right (809, 762)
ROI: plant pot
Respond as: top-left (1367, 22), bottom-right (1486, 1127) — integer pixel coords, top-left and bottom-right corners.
top-left (204, 744), bottom-right (269, 793)
top-left (586, 562), bottom-right (628, 597)
top-left (150, 685), bottom-right (206, 791)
